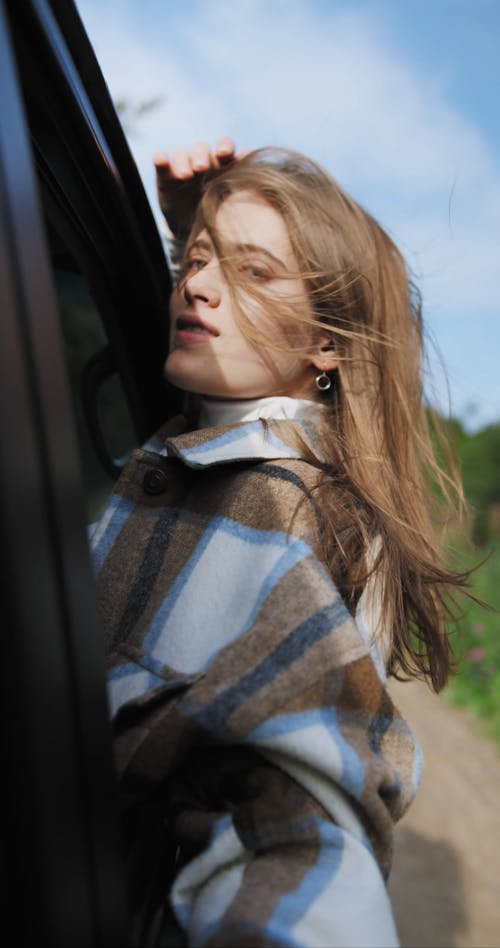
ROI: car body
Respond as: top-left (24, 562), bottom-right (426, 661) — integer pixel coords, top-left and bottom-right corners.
top-left (0, 1), bottom-right (179, 943)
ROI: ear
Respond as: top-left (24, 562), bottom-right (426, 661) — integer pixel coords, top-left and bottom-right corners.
top-left (309, 337), bottom-right (337, 373)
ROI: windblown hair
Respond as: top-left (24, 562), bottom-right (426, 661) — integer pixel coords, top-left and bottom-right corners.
top-left (181, 147), bottom-right (470, 692)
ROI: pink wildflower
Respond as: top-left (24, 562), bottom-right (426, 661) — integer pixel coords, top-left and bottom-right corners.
top-left (466, 647), bottom-right (487, 663)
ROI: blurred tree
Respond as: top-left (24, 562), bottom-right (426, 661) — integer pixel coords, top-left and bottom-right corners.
top-left (460, 424), bottom-right (500, 544)
top-left (426, 410), bottom-right (500, 545)
top-left (114, 96), bottom-right (165, 136)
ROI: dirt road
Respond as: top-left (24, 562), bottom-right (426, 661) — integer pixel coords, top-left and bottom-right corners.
top-left (387, 678), bottom-right (500, 948)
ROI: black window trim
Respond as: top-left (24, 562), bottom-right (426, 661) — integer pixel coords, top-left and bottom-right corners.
top-left (0, 1), bottom-right (137, 943)
top-left (9, 0), bottom-right (181, 447)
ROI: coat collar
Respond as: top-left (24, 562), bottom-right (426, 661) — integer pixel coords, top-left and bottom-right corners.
top-left (148, 416), bottom-right (325, 469)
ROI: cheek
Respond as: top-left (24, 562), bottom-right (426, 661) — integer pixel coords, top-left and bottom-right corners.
top-left (169, 285), bottom-right (183, 314)
top-left (242, 301), bottom-right (307, 354)
top-left (168, 287), bottom-right (183, 341)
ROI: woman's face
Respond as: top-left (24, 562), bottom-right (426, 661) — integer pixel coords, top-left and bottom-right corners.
top-left (165, 191), bottom-right (327, 401)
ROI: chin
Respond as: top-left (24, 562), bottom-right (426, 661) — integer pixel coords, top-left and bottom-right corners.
top-left (165, 353), bottom-right (250, 400)
top-left (164, 366), bottom-right (224, 399)
top-left (164, 351), bottom-right (198, 393)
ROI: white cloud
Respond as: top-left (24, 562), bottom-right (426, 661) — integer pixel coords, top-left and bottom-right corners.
top-left (180, 0), bottom-right (495, 192)
top-left (75, 1), bottom-right (232, 201)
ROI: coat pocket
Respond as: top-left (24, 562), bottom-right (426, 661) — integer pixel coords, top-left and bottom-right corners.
top-left (107, 643), bottom-right (204, 722)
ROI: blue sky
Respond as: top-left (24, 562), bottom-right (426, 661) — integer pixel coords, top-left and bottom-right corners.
top-left (75, 0), bottom-right (500, 430)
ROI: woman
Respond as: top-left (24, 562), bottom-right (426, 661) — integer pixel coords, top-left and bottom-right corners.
top-left (92, 140), bottom-right (468, 947)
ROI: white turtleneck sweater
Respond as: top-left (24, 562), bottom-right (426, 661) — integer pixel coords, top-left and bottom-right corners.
top-left (197, 394), bottom-right (325, 428)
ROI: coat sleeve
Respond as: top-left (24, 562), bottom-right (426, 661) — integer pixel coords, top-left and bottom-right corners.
top-left (168, 752), bottom-right (401, 948)
top-left (139, 548), bottom-right (421, 948)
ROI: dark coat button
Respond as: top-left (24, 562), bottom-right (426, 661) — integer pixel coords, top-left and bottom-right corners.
top-left (142, 468), bottom-right (168, 495)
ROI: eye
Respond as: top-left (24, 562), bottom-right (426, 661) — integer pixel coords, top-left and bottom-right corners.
top-left (186, 256), bottom-right (207, 272)
top-left (240, 263), bottom-right (272, 282)
top-left (179, 255), bottom-right (209, 282)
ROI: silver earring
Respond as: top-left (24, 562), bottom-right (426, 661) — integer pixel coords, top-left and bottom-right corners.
top-left (315, 372), bottom-right (332, 392)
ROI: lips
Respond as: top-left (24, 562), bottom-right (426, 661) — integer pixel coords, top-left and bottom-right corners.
top-left (174, 312), bottom-right (219, 342)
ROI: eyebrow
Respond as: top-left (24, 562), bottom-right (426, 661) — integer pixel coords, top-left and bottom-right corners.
top-left (187, 237), bottom-right (288, 271)
top-left (188, 237), bottom-right (212, 254)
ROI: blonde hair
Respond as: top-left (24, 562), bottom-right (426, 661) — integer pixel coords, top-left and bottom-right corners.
top-left (181, 147), bottom-right (470, 691)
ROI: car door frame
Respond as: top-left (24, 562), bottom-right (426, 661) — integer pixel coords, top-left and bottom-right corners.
top-left (0, 0), bottom-right (177, 943)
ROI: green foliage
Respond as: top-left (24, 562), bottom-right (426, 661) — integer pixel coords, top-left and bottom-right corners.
top-left (446, 544), bottom-right (500, 745)
top-left (433, 410), bottom-right (500, 744)
top-left (460, 424), bottom-right (500, 544)
top-left (427, 408), bottom-right (500, 545)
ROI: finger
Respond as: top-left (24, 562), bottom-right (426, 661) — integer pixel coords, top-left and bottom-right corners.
top-left (153, 150), bottom-right (170, 170)
top-left (154, 154), bottom-right (174, 214)
top-left (191, 141), bottom-right (214, 172)
top-left (170, 146), bottom-right (194, 179)
top-left (154, 151), bottom-right (173, 190)
top-left (215, 136), bottom-right (236, 166)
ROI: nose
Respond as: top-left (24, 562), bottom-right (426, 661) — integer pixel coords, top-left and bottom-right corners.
top-left (182, 265), bottom-right (221, 309)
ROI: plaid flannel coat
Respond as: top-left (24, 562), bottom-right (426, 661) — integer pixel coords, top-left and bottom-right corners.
top-left (92, 416), bottom-right (422, 948)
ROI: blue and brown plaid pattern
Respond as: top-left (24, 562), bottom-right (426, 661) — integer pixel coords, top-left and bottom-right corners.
top-left (93, 418), bottom-right (421, 947)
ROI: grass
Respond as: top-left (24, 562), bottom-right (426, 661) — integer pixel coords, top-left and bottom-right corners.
top-left (445, 543), bottom-right (500, 745)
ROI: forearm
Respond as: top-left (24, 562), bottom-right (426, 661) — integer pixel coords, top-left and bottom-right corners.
top-left (169, 763), bottom-right (399, 948)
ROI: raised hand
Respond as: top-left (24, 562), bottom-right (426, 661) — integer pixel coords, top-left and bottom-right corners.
top-left (154, 138), bottom-right (244, 239)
